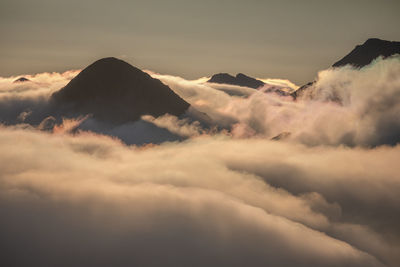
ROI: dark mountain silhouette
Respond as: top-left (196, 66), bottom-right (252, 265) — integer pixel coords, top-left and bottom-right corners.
top-left (208, 73), bottom-right (265, 89)
top-left (333, 38), bottom-right (400, 68)
top-left (291, 38), bottom-right (400, 99)
top-left (13, 77), bottom-right (30, 83)
top-left (51, 57), bottom-right (190, 124)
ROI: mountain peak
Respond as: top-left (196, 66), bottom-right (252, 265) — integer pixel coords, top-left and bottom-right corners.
top-left (364, 38), bottom-right (385, 45)
top-left (74, 57), bottom-right (143, 81)
top-left (51, 57), bottom-right (190, 123)
top-left (13, 77), bottom-right (30, 83)
top-left (332, 38), bottom-right (400, 68)
top-left (292, 38), bottom-right (400, 99)
top-left (208, 73), bottom-right (264, 89)
top-left (87, 57), bottom-right (131, 68)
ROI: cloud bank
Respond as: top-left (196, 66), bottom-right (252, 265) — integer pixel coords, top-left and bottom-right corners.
top-left (0, 127), bottom-right (398, 266)
top-left (151, 56), bottom-right (400, 146)
top-left (0, 56), bottom-right (399, 266)
top-left (1, 56), bottom-right (399, 147)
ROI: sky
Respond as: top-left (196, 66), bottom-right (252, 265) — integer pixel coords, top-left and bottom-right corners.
top-left (0, 0), bottom-right (399, 84)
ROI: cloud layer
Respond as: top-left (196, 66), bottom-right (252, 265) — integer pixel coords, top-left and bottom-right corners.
top-left (0, 56), bottom-right (399, 266)
top-left (1, 127), bottom-right (398, 266)
top-left (1, 56), bottom-right (399, 147)
top-left (151, 56), bottom-right (400, 146)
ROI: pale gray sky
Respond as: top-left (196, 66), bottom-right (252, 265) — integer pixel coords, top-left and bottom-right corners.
top-left (0, 0), bottom-right (399, 84)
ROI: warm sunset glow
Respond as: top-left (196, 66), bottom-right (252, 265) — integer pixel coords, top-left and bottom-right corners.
top-left (0, 1), bottom-right (399, 267)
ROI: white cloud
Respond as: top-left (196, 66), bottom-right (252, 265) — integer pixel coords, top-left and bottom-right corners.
top-left (0, 126), bottom-right (398, 266)
top-left (0, 57), bottom-right (399, 266)
top-left (151, 57), bottom-right (400, 146)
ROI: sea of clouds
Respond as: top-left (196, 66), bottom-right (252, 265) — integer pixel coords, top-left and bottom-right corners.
top-left (0, 56), bottom-right (399, 266)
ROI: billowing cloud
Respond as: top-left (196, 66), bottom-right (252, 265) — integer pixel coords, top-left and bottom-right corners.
top-left (0, 56), bottom-right (399, 266)
top-left (2, 56), bottom-right (399, 147)
top-left (0, 70), bottom-right (79, 99)
top-left (151, 56), bottom-right (400, 146)
top-left (0, 70), bottom-right (79, 125)
top-left (0, 126), bottom-right (398, 266)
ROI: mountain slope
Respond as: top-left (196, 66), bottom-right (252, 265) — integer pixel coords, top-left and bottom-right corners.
top-left (51, 57), bottom-right (190, 123)
top-left (333, 38), bottom-right (400, 68)
top-left (291, 38), bottom-right (400, 99)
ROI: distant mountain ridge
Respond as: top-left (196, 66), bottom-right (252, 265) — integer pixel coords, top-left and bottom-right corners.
top-left (51, 57), bottom-right (190, 123)
top-left (208, 73), bottom-right (265, 89)
top-left (291, 38), bottom-right (400, 99)
top-left (13, 77), bottom-right (30, 83)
